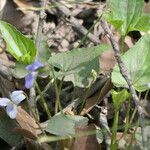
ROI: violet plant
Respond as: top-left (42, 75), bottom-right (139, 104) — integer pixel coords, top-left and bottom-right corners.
top-left (25, 60), bottom-right (51, 118)
top-left (25, 60), bottom-right (44, 89)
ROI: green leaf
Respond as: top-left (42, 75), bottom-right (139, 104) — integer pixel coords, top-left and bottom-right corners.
top-left (12, 63), bottom-right (50, 79)
top-left (111, 89), bottom-right (130, 111)
top-left (106, 0), bottom-right (150, 35)
top-left (48, 45), bottom-right (110, 87)
top-left (112, 34), bottom-right (150, 92)
top-left (37, 40), bottom-right (51, 64)
top-left (0, 20), bottom-right (37, 64)
top-left (12, 63), bottom-right (28, 78)
top-left (46, 113), bottom-right (88, 136)
top-left (0, 111), bottom-right (22, 146)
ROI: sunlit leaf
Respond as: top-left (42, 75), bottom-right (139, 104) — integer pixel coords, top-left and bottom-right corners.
top-left (0, 20), bottom-right (37, 64)
top-left (111, 89), bottom-right (130, 110)
top-left (112, 34), bottom-right (150, 92)
top-left (48, 45), bottom-right (110, 87)
top-left (46, 113), bottom-right (88, 136)
top-left (106, 0), bottom-right (150, 35)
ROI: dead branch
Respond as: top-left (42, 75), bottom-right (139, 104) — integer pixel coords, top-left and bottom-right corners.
top-left (100, 20), bottom-right (147, 148)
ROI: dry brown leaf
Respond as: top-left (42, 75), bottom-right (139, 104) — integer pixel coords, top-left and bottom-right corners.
top-left (80, 78), bottom-right (112, 115)
top-left (0, 36), bottom-right (15, 67)
top-left (16, 106), bottom-right (42, 138)
top-left (13, 0), bottom-right (40, 11)
top-left (0, 0), bottom-right (6, 19)
top-left (100, 51), bottom-right (116, 75)
top-left (72, 124), bottom-right (101, 150)
top-left (0, 0), bottom-right (6, 11)
top-left (64, 107), bottom-right (75, 115)
top-left (0, 52), bottom-right (15, 67)
top-left (100, 30), bottom-right (134, 75)
top-left (124, 36), bottom-right (134, 48)
top-left (2, 0), bottom-right (38, 35)
top-left (118, 36), bottom-right (134, 52)
top-left (2, 0), bottom-right (24, 29)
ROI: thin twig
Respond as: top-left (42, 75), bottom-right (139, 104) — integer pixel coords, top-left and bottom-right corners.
top-left (100, 20), bottom-right (147, 148)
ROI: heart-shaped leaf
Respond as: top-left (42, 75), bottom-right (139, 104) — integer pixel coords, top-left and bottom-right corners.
top-left (112, 34), bottom-right (150, 92)
top-left (46, 113), bottom-right (88, 136)
top-left (48, 45), bottom-right (110, 87)
top-left (0, 20), bottom-right (37, 64)
top-left (106, 0), bottom-right (150, 35)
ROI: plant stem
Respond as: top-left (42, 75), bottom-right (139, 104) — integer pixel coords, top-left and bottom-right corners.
top-left (29, 87), bottom-right (39, 120)
top-left (51, 67), bottom-right (63, 114)
top-left (110, 110), bottom-right (119, 150)
top-left (57, 76), bottom-right (64, 112)
top-left (124, 99), bottom-right (130, 132)
top-left (144, 90), bottom-right (149, 102)
top-left (129, 91), bottom-right (142, 125)
top-left (118, 99), bottom-right (131, 141)
top-left (35, 81), bottom-right (51, 118)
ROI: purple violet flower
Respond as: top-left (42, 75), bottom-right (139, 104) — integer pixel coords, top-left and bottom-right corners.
top-left (0, 90), bottom-right (26, 119)
top-left (25, 61), bottom-right (44, 89)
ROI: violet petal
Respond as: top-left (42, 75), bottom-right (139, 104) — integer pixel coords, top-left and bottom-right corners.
top-left (26, 61), bottom-right (43, 71)
top-left (6, 102), bottom-right (17, 119)
top-left (25, 73), bottom-right (36, 89)
top-left (0, 98), bottom-right (10, 107)
top-left (11, 90), bottom-right (26, 105)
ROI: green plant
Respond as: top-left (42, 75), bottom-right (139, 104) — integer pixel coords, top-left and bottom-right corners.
top-left (111, 89), bottom-right (130, 149)
top-left (0, 0), bottom-right (149, 148)
top-left (105, 0), bottom-right (150, 36)
top-left (0, 20), bottom-right (36, 64)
